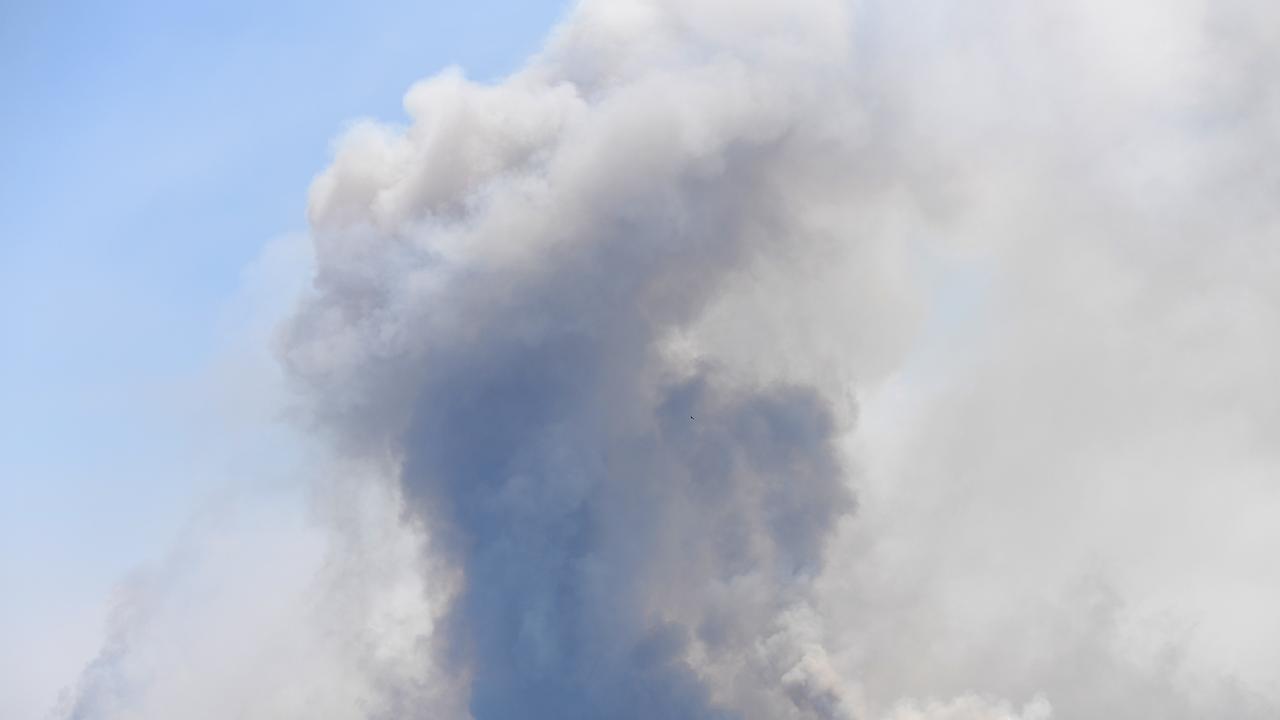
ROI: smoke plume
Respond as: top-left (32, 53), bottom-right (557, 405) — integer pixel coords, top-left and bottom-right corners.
top-left (285, 2), bottom-right (876, 717)
top-left (59, 0), bottom-right (1280, 718)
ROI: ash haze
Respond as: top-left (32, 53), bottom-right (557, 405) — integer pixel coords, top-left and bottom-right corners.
top-left (19, 0), bottom-right (1280, 718)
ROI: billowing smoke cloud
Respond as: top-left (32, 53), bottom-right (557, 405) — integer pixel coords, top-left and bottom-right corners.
top-left (59, 0), bottom-right (1280, 718)
top-left (284, 2), bottom-right (875, 717)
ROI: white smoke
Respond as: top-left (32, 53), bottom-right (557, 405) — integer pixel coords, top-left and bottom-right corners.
top-left (59, 0), bottom-right (1280, 718)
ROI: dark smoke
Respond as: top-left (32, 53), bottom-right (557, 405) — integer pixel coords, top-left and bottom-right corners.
top-left (281, 4), bottom-right (869, 716)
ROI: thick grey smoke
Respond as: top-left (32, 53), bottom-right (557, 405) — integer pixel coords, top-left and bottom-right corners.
top-left (58, 0), bottom-right (1280, 718)
top-left (284, 2), bottom-right (873, 717)
top-left (279, 0), bottom-right (1280, 717)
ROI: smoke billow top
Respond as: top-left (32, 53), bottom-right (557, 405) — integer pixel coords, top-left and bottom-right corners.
top-left (286, 2), bottom-right (869, 717)
top-left (61, 0), bottom-right (1280, 718)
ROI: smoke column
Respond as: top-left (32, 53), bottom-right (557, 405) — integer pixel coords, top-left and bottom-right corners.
top-left (284, 1), bottom-right (878, 717)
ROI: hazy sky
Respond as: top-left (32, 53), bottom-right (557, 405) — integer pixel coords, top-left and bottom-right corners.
top-left (4, 2), bottom-right (1279, 719)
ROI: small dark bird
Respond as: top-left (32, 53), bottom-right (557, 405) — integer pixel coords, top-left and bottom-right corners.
top-left (690, 416), bottom-right (695, 420)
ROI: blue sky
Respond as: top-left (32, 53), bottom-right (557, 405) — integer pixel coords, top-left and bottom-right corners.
top-left (0, 3), bottom-right (565, 716)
